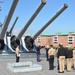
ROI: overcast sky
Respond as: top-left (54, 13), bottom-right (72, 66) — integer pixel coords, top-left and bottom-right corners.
top-left (0, 0), bottom-right (75, 35)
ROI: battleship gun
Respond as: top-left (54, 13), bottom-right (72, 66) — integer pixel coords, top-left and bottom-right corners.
top-left (23, 4), bottom-right (68, 51)
top-left (10, 0), bottom-right (46, 50)
top-left (0, 0), bottom-right (18, 50)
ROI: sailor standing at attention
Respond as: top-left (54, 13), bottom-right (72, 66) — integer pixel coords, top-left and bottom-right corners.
top-left (66, 46), bottom-right (73, 72)
top-left (48, 45), bottom-right (56, 70)
top-left (58, 43), bottom-right (66, 73)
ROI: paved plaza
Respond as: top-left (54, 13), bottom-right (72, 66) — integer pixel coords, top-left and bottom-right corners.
top-left (0, 52), bottom-right (75, 75)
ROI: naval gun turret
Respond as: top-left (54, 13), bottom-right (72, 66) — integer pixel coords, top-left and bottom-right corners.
top-left (10, 0), bottom-right (46, 51)
top-left (6, 16), bottom-right (19, 51)
top-left (0, 0), bottom-right (19, 50)
top-left (23, 4), bottom-right (68, 51)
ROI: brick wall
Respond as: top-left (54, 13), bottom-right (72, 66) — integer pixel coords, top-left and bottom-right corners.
top-left (34, 33), bottom-right (75, 48)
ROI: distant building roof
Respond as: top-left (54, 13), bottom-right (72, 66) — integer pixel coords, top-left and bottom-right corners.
top-left (57, 32), bottom-right (68, 36)
top-left (40, 32), bottom-right (75, 36)
top-left (58, 32), bottom-right (75, 36)
top-left (72, 32), bottom-right (75, 35)
top-left (40, 32), bottom-right (54, 36)
top-left (23, 32), bottom-right (75, 37)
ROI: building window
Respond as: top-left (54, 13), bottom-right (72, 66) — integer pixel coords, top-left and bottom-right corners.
top-left (68, 36), bottom-right (74, 44)
top-left (37, 36), bottom-right (41, 43)
top-left (53, 36), bottom-right (58, 43)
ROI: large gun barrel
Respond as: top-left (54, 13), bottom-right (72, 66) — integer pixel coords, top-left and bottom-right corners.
top-left (24, 3), bottom-right (68, 51)
top-left (10, 0), bottom-right (46, 50)
top-left (17, 0), bottom-right (46, 40)
top-left (0, 0), bottom-right (18, 50)
top-left (32, 4), bottom-right (68, 40)
top-left (0, 0), bottom-right (18, 39)
top-left (6, 16), bottom-right (19, 36)
top-left (9, 16), bottom-right (19, 35)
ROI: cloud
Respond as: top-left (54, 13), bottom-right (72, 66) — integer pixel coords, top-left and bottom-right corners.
top-left (12, 28), bottom-right (21, 36)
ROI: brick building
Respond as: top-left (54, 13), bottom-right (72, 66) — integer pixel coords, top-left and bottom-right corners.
top-left (35, 32), bottom-right (75, 48)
